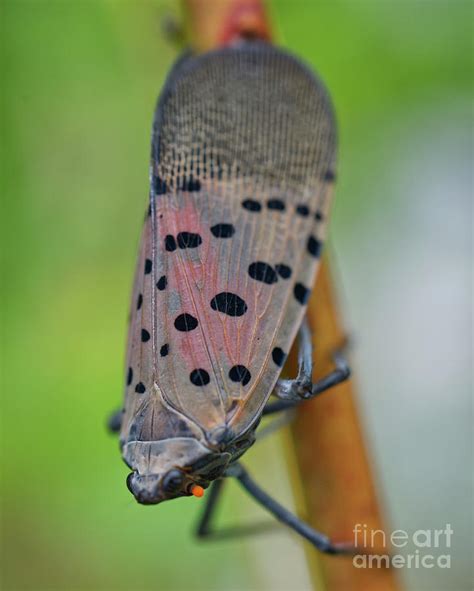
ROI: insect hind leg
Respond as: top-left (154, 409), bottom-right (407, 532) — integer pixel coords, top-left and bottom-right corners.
top-left (228, 463), bottom-right (353, 554)
top-left (275, 315), bottom-right (314, 400)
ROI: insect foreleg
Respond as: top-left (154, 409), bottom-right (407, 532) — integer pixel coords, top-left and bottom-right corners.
top-left (195, 478), bottom-right (225, 538)
top-left (107, 409), bottom-right (123, 434)
top-left (195, 477), bottom-right (277, 541)
top-left (229, 463), bottom-right (353, 554)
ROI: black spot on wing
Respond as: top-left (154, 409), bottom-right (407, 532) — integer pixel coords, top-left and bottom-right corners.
top-left (190, 368), bottom-right (210, 386)
top-left (296, 204), bottom-right (310, 217)
top-left (275, 264), bottom-right (292, 279)
top-left (248, 262), bottom-right (278, 284)
top-left (135, 382), bottom-right (146, 394)
top-left (153, 176), bottom-right (168, 195)
top-left (136, 293), bottom-right (143, 310)
top-left (144, 259), bottom-right (152, 274)
top-left (181, 177), bottom-right (201, 192)
top-left (315, 210), bottom-right (324, 222)
top-left (307, 236), bottom-right (322, 258)
top-left (165, 235), bottom-right (177, 251)
top-left (174, 313), bottom-right (199, 332)
top-left (177, 232), bottom-right (202, 249)
top-left (141, 329), bottom-right (151, 342)
top-left (267, 198), bottom-right (285, 211)
top-left (324, 170), bottom-right (336, 182)
top-left (210, 292), bottom-right (248, 317)
top-left (294, 283), bottom-right (310, 305)
top-left (229, 365), bottom-right (251, 386)
top-left (160, 344), bottom-right (169, 357)
top-left (156, 275), bottom-right (167, 290)
top-left (210, 223), bottom-right (235, 238)
top-left (272, 347), bottom-right (286, 367)
top-left (127, 367), bottom-right (133, 386)
top-left (242, 198), bottom-right (261, 212)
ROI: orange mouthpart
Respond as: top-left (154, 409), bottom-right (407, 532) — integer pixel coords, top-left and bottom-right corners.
top-left (191, 485), bottom-right (204, 498)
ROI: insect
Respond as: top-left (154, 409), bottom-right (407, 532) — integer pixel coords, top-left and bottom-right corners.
top-left (109, 41), bottom-right (351, 553)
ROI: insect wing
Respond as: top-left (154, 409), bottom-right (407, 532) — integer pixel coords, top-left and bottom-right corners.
top-left (124, 43), bottom-right (336, 446)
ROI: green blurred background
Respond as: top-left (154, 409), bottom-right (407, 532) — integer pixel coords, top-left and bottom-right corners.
top-left (2, 1), bottom-right (472, 590)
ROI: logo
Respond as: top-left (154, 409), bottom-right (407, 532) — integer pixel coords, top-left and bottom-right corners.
top-left (352, 523), bottom-right (453, 569)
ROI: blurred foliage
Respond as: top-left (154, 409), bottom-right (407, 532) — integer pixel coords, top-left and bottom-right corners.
top-left (1, 1), bottom-right (471, 590)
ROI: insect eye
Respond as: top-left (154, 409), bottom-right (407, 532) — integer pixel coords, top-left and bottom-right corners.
top-left (162, 469), bottom-right (184, 493)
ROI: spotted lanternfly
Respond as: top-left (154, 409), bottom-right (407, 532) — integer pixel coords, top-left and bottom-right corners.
top-left (109, 41), bottom-right (352, 553)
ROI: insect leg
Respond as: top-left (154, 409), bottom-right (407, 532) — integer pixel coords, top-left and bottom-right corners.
top-left (264, 348), bottom-right (350, 415)
top-left (161, 15), bottom-right (186, 49)
top-left (195, 478), bottom-right (225, 537)
top-left (228, 463), bottom-right (353, 554)
top-left (274, 316), bottom-right (314, 401)
top-left (195, 478), bottom-right (277, 540)
top-left (107, 409), bottom-right (123, 433)
top-left (262, 399), bottom-right (299, 416)
top-left (271, 317), bottom-right (351, 409)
